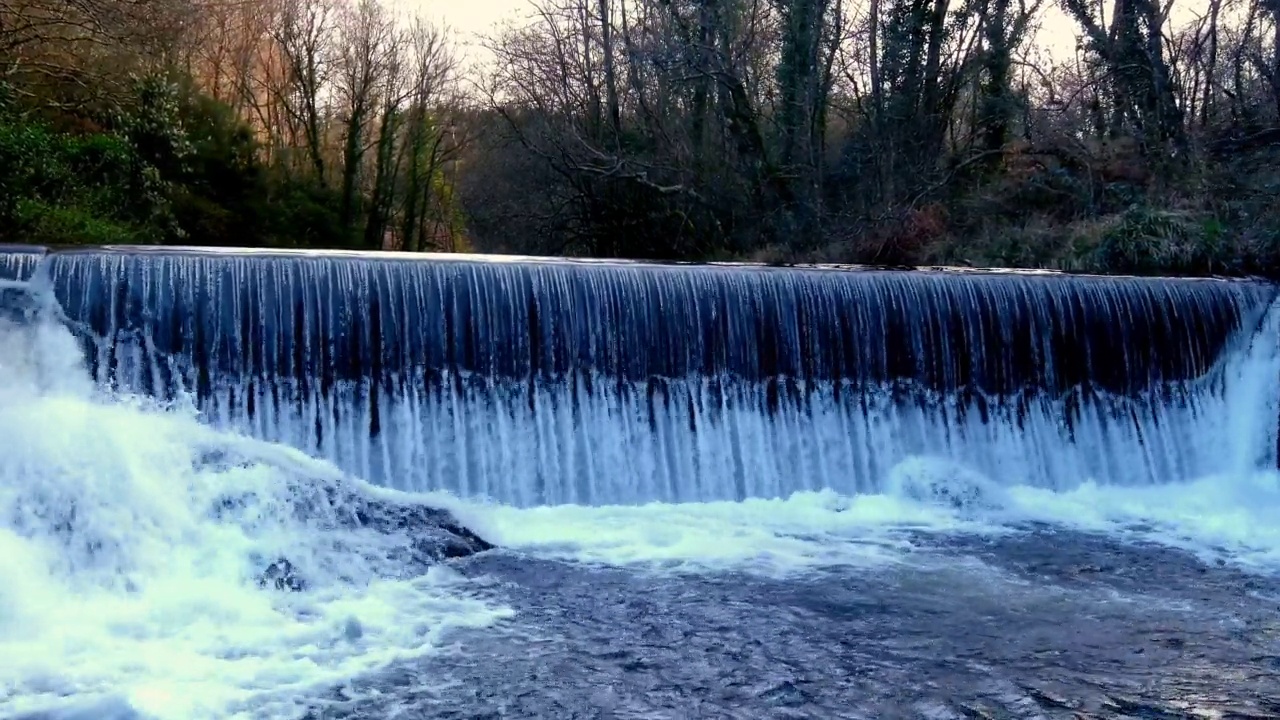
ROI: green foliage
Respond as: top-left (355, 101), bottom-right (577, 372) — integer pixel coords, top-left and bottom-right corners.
top-left (111, 77), bottom-right (193, 239)
top-left (119, 76), bottom-right (195, 178)
top-left (0, 98), bottom-right (161, 245)
top-left (168, 89), bottom-right (272, 246)
top-left (14, 200), bottom-right (142, 245)
top-left (421, 151), bottom-right (469, 251)
top-left (262, 176), bottom-right (347, 248)
top-left (1087, 207), bottom-right (1225, 276)
top-left (124, 79), bottom-right (349, 248)
top-left (0, 75), bottom-right (356, 249)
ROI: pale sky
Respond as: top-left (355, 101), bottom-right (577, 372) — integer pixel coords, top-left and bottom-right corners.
top-left (395, 0), bottom-right (526, 39)
top-left (392, 0), bottom-right (1207, 72)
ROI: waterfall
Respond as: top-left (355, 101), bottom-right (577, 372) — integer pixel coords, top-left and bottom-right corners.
top-left (10, 245), bottom-right (1278, 506)
top-left (0, 245), bottom-right (44, 281)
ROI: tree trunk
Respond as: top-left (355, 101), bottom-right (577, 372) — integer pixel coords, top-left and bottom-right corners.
top-left (599, 0), bottom-right (621, 139)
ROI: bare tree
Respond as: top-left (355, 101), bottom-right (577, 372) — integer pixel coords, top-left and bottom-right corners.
top-left (399, 18), bottom-right (462, 251)
top-left (272, 0), bottom-right (335, 181)
top-left (332, 0), bottom-right (394, 237)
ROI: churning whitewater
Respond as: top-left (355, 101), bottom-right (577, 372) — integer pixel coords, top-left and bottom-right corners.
top-left (3, 247), bottom-right (1280, 719)
top-left (0, 280), bottom-right (509, 720)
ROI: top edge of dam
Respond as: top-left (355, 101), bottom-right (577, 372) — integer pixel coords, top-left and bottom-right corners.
top-left (1, 243), bottom-right (1271, 284)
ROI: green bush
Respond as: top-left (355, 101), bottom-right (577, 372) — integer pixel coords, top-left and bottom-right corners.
top-left (1086, 207), bottom-right (1224, 276)
top-left (13, 199), bottom-right (141, 245)
top-left (0, 115), bottom-right (158, 244)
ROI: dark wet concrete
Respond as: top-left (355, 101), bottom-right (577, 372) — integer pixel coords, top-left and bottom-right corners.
top-left (306, 528), bottom-right (1280, 719)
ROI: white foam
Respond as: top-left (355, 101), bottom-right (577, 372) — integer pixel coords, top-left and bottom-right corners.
top-left (1006, 472), bottom-right (1280, 569)
top-left (0, 297), bottom-right (511, 720)
top-left (449, 485), bottom-right (978, 577)
top-left (994, 303), bottom-right (1280, 570)
top-left (450, 453), bottom-right (1280, 578)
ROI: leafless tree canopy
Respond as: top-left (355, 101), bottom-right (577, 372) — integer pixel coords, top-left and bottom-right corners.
top-left (457, 0), bottom-right (1280, 270)
top-left (2, 0), bottom-right (1280, 267)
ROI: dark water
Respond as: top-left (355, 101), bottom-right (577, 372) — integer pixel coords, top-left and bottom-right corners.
top-left (305, 530), bottom-right (1280, 719)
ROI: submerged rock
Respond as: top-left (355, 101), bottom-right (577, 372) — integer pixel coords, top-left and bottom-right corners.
top-left (343, 615), bottom-right (364, 641)
top-left (250, 499), bottom-right (495, 593)
top-left (199, 446), bottom-right (495, 593)
top-left (353, 499), bottom-right (495, 559)
top-left (887, 457), bottom-right (1005, 515)
top-left (257, 557), bottom-right (307, 592)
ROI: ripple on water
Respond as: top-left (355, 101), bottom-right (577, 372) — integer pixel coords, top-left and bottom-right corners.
top-left (300, 528), bottom-right (1280, 719)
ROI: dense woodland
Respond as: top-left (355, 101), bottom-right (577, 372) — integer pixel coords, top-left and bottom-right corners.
top-left (1, 0), bottom-right (1279, 274)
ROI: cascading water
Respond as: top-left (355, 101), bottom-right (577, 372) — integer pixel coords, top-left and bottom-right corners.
top-left (6, 244), bottom-right (1280, 720)
top-left (0, 245), bottom-right (44, 282)
top-left (14, 245), bottom-right (1280, 506)
top-left (0, 278), bottom-right (507, 720)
